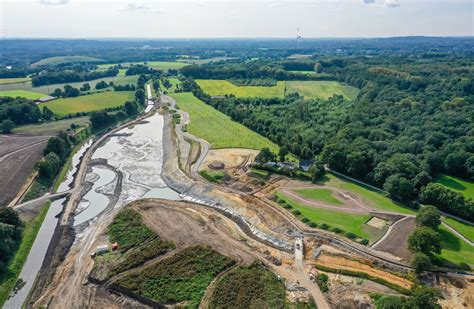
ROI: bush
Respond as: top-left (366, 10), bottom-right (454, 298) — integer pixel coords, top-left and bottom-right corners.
top-left (283, 204), bottom-right (292, 209)
top-left (359, 239), bottom-right (369, 245)
top-left (345, 232), bottom-right (357, 239)
top-left (315, 273), bottom-right (329, 292)
top-left (308, 222), bottom-right (318, 228)
top-left (319, 223), bottom-right (329, 230)
top-left (301, 217), bottom-right (310, 223)
top-left (330, 227), bottom-right (343, 234)
top-left (292, 210), bottom-right (301, 216)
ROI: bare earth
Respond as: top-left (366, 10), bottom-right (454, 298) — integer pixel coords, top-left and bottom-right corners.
top-left (373, 217), bottom-right (416, 260)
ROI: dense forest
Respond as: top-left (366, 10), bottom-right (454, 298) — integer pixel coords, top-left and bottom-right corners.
top-left (183, 54), bottom-right (474, 220)
top-left (31, 66), bottom-right (118, 86)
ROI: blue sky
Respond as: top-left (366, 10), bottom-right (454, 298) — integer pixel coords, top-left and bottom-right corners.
top-left (1, 0), bottom-right (473, 38)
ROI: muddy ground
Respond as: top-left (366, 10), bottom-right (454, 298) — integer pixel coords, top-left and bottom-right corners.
top-left (0, 134), bottom-right (48, 206)
top-left (373, 217), bottom-right (415, 261)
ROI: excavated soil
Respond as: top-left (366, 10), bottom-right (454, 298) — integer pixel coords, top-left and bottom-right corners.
top-left (373, 217), bottom-right (415, 261)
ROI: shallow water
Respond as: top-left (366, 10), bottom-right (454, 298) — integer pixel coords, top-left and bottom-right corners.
top-left (73, 167), bottom-right (116, 226)
top-left (57, 139), bottom-right (93, 193)
top-left (4, 198), bottom-right (66, 309)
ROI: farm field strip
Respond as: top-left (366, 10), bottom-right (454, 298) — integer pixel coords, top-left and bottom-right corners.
top-left (0, 78), bottom-right (31, 85)
top-left (42, 91), bottom-right (134, 116)
top-left (0, 90), bottom-right (45, 100)
top-left (170, 92), bottom-right (279, 151)
top-left (286, 81), bottom-right (360, 100)
top-left (196, 80), bottom-right (285, 98)
top-left (32, 56), bottom-right (104, 67)
top-left (97, 61), bottom-right (188, 71)
top-left (0, 75), bottom-right (139, 94)
top-left (13, 117), bottom-right (90, 135)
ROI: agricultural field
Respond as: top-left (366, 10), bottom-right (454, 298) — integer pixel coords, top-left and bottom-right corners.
top-left (0, 90), bottom-right (45, 100)
top-left (286, 81), bottom-right (359, 100)
top-left (115, 246), bottom-right (234, 307)
top-left (0, 135), bottom-right (48, 206)
top-left (13, 117), bottom-right (90, 135)
top-left (32, 55), bottom-right (103, 67)
top-left (0, 75), bottom-right (139, 94)
top-left (438, 226), bottom-right (474, 267)
top-left (97, 61), bottom-right (188, 71)
top-left (42, 91), bottom-right (133, 116)
top-left (276, 192), bottom-right (373, 241)
top-left (0, 77), bottom-right (31, 85)
top-left (435, 174), bottom-right (474, 200)
top-left (294, 188), bottom-right (344, 206)
top-left (209, 264), bottom-right (286, 308)
top-left (171, 92), bottom-right (279, 151)
top-left (196, 80), bottom-right (285, 98)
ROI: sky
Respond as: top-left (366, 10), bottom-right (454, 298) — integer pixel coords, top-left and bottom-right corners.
top-left (1, 0), bottom-right (473, 38)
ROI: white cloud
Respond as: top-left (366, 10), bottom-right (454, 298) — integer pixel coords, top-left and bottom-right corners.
top-left (384, 0), bottom-right (400, 8)
top-left (39, 0), bottom-right (68, 4)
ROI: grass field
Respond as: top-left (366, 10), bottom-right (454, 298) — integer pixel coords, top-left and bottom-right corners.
top-left (0, 90), bottom-right (45, 100)
top-left (168, 77), bottom-right (181, 92)
top-left (443, 217), bottom-right (474, 243)
top-left (294, 188), bottom-right (344, 205)
top-left (277, 192), bottom-right (372, 240)
top-left (14, 116), bottom-right (90, 135)
top-left (32, 56), bottom-right (103, 67)
top-left (438, 226), bottom-right (474, 267)
top-left (286, 81), bottom-right (359, 100)
top-left (196, 80), bottom-right (285, 98)
top-left (324, 174), bottom-right (415, 215)
top-left (42, 91), bottom-right (133, 116)
top-left (0, 202), bottom-right (50, 306)
top-left (435, 174), bottom-right (474, 200)
top-left (0, 78), bottom-right (31, 85)
top-left (209, 264), bottom-right (285, 308)
top-left (171, 92), bottom-right (279, 151)
top-left (0, 75), bottom-right (139, 94)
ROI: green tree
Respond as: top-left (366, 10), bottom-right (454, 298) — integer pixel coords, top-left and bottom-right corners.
top-left (255, 147), bottom-right (276, 164)
top-left (0, 119), bottom-right (15, 134)
top-left (383, 175), bottom-right (415, 203)
top-left (412, 252), bottom-right (432, 274)
top-left (408, 227), bottom-right (442, 256)
top-left (309, 161), bottom-right (325, 183)
top-left (278, 146), bottom-right (289, 162)
top-left (314, 62), bottom-right (322, 73)
top-left (135, 88), bottom-right (146, 105)
top-left (37, 152), bottom-right (61, 180)
top-left (409, 285), bottom-right (441, 309)
top-left (42, 106), bottom-right (54, 120)
top-left (44, 136), bottom-right (68, 161)
top-left (124, 101), bottom-right (139, 116)
top-left (416, 206), bottom-right (441, 230)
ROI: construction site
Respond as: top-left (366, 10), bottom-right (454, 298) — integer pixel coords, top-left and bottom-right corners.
top-left (11, 93), bottom-right (474, 309)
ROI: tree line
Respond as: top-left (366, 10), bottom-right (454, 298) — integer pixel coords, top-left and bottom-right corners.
top-left (31, 66), bottom-right (118, 86)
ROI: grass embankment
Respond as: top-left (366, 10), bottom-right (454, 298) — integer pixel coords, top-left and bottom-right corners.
top-left (276, 192), bottom-right (372, 241)
top-left (14, 117), bottom-right (90, 135)
top-left (42, 91), bottom-right (134, 116)
top-left (115, 246), bottom-right (234, 307)
top-left (286, 81), bottom-right (359, 100)
top-left (196, 80), bottom-right (285, 98)
top-left (32, 56), bottom-right (103, 67)
top-left (92, 209), bottom-right (174, 280)
top-left (209, 264), bottom-right (285, 308)
top-left (199, 170), bottom-right (226, 183)
top-left (442, 217), bottom-right (474, 243)
top-left (0, 78), bottom-right (31, 85)
top-left (323, 174), bottom-right (415, 215)
top-left (435, 174), bottom-right (474, 200)
top-left (170, 92), bottom-right (279, 152)
top-left (294, 188), bottom-right (344, 205)
top-left (438, 226), bottom-right (474, 267)
top-left (0, 90), bottom-right (45, 100)
top-left (0, 202), bottom-right (50, 306)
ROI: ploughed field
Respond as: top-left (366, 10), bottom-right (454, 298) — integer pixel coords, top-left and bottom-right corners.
top-left (171, 92), bottom-right (279, 152)
top-left (0, 134), bottom-right (49, 206)
top-left (42, 91), bottom-right (134, 116)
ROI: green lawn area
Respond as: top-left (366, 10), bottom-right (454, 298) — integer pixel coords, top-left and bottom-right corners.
top-left (32, 56), bottom-right (103, 67)
top-left (294, 188), bottom-right (343, 205)
top-left (14, 116), bottom-right (90, 135)
top-left (0, 90), bottom-right (45, 100)
top-left (0, 203), bottom-right (50, 306)
top-left (324, 174), bottom-right (415, 215)
top-left (438, 226), bottom-right (474, 267)
top-left (0, 75), bottom-right (139, 94)
top-left (42, 91), bottom-right (133, 116)
top-left (168, 77), bottom-right (181, 92)
top-left (286, 81), bottom-right (360, 100)
top-left (443, 217), bottom-right (474, 243)
top-left (97, 61), bottom-right (188, 71)
top-left (196, 80), bottom-right (285, 98)
top-left (277, 192), bottom-right (372, 240)
top-left (0, 78), bottom-right (31, 85)
top-left (435, 174), bottom-right (474, 200)
top-left (170, 92), bottom-right (279, 152)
